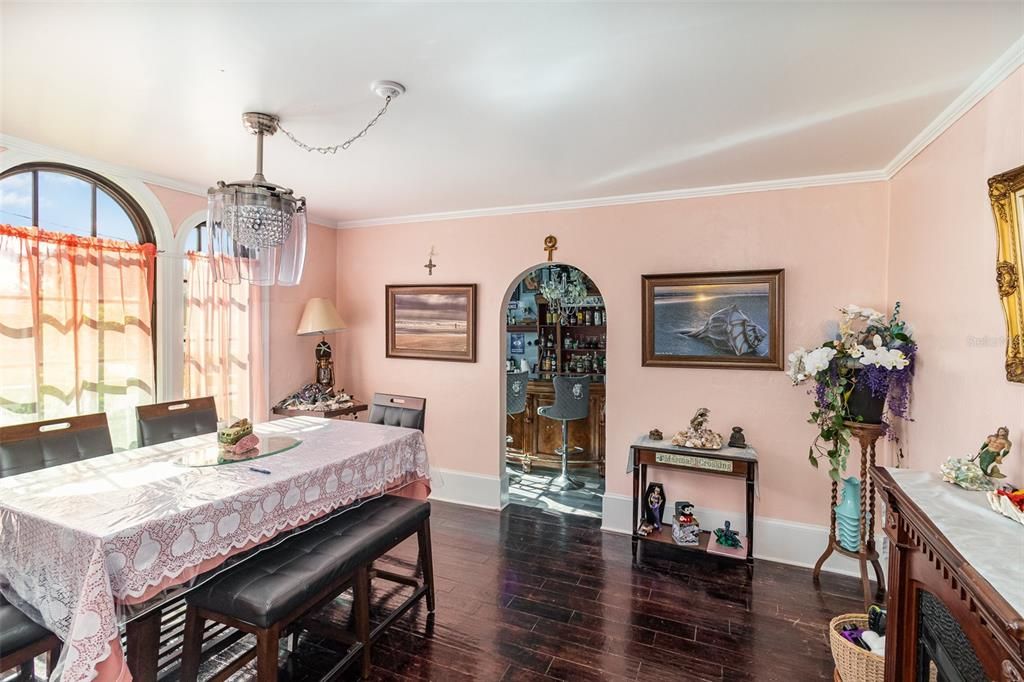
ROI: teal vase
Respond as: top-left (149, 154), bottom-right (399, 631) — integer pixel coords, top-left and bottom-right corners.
top-left (834, 476), bottom-right (869, 552)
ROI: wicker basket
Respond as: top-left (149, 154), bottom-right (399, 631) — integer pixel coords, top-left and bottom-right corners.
top-left (829, 614), bottom-right (885, 682)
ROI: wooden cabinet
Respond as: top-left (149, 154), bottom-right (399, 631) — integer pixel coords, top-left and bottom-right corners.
top-left (506, 380), bottom-right (605, 475)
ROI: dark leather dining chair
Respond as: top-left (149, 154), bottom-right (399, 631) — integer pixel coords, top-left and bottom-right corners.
top-left (367, 393), bottom-right (426, 431)
top-left (0, 593), bottom-right (61, 679)
top-left (0, 412), bottom-right (114, 478)
top-left (136, 397), bottom-right (218, 447)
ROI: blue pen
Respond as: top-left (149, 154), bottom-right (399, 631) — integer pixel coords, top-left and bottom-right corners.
top-left (249, 466), bottom-right (272, 475)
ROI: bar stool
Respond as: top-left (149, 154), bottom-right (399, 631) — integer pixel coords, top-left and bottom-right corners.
top-left (537, 375), bottom-right (590, 490)
top-left (506, 371), bottom-right (528, 418)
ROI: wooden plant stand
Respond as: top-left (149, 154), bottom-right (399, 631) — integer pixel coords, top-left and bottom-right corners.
top-left (812, 421), bottom-right (886, 610)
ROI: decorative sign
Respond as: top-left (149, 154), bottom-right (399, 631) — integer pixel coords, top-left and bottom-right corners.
top-left (655, 452), bottom-right (734, 473)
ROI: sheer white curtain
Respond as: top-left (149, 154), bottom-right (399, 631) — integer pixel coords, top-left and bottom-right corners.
top-left (183, 251), bottom-right (264, 422)
top-left (0, 225), bottom-right (156, 449)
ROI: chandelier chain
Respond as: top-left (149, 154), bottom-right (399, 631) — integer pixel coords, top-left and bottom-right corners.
top-left (277, 96), bottom-right (393, 154)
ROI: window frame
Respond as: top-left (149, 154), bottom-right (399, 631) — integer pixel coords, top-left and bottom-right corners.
top-left (0, 161), bottom-right (156, 244)
top-left (0, 161), bottom-right (160, 393)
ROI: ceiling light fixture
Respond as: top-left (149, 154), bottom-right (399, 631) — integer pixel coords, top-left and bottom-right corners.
top-left (207, 80), bottom-right (405, 286)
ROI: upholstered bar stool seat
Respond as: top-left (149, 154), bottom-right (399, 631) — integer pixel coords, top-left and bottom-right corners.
top-left (506, 371), bottom-right (528, 417)
top-left (537, 375), bottom-right (591, 490)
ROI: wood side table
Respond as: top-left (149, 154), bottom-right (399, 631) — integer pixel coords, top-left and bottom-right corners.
top-left (629, 436), bottom-right (757, 573)
top-left (812, 421), bottom-right (886, 610)
top-left (272, 402), bottom-right (368, 420)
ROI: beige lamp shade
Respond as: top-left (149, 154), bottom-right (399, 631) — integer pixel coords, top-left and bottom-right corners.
top-left (296, 297), bottom-right (347, 336)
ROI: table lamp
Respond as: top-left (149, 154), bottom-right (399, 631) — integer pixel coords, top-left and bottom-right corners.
top-left (296, 297), bottom-right (347, 391)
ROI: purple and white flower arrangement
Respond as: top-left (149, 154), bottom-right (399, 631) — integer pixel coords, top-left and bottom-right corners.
top-left (787, 303), bottom-right (917, 480)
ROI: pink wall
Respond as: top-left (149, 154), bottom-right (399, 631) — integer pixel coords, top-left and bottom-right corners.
top-left (143, 184), bottom-right (340, 408)
top-left (888, 66), bottom-right (1024, 481)
top-left (267, 222), bottom-right (340, 402)
top-left (335, 182), bottom-right (890, 526)
top-left (146, 183), bottom-right (206, 237)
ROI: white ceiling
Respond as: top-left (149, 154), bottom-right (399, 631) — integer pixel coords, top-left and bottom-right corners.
top-left (1, 2), bottom-right (1022, 226)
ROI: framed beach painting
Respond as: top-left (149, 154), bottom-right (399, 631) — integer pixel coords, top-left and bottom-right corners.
top-left (386, 284), bottom-right (477, 362)
top-left (642, 270), bottom-right (784, 370)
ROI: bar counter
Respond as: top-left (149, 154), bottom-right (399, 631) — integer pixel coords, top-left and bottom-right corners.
top-left (505, 376), bottom-right (606, 475)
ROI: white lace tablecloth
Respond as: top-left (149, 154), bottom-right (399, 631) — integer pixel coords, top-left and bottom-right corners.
top-left (0, 417), bottom-right (430, 682)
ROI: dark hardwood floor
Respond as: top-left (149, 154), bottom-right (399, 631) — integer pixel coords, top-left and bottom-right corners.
top-left (194, 500), bottom-right (863, 682)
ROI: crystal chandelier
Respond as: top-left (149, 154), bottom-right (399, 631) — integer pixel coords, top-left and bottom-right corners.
top-left (539, 267), bottom-right (589, 325)
top-left (207, 81), bottom-right (404, 286)
top-left (207, 112), bottom-right (307, 286)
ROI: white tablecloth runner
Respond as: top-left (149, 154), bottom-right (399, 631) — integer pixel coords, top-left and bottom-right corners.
top-left (0, 417), bottom-right (430, 682)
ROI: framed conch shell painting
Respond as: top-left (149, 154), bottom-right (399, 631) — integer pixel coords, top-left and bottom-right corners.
top-left (988, 164), bottom-right (1024, 383)
top-left (641, 270), bottom-right (784, 370)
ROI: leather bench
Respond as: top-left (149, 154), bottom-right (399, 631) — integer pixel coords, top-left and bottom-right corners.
top-left (180, 495), bottom-right (434, 681)
top-left (0, 595), bottom-right (61, 679)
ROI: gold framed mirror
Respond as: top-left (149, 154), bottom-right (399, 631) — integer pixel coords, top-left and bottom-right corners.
top-left (988, 164), bottom-right (1024, 383)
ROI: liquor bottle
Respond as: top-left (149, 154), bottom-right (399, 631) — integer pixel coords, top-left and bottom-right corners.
top-left (594, 308), bottom-right (602, 326)
top-left (585, 308), bottom-right (592, 326)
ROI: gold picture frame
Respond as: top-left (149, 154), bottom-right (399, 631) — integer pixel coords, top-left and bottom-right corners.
top-left (988, 164), bottom-right (1024, 383)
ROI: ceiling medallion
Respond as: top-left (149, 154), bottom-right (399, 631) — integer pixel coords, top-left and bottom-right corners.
top-left (207, 81), bottom-right (405, 286)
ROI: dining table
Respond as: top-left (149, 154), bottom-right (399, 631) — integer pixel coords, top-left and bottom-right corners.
top-left (0, 416), bottom-right (431, 682)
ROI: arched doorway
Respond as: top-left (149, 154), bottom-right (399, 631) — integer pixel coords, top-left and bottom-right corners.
top-left (501, 263), bottom-right (606, 518)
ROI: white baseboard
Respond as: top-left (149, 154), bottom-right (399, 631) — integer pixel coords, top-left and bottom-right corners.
top-left (428, 475), bottom-right (886, 580)
top-left (428, 467), bottom-right (502, 510)
top-left (602, 493), bottom-right (887, 579)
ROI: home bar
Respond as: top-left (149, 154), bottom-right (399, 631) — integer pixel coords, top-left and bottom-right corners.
top-left (505, 265), bottom-right (607, 478)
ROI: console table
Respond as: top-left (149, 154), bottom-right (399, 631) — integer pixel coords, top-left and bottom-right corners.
top-left (875, 467), bottom-right (1024, 681)
top-left (272, 402), bottom-right (368, 419)
top-left (629, 436), bottom-right (757, 572)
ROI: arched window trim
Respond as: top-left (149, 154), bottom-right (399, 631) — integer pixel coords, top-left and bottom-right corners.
top-left (0, 161), bottom-right (161, 406)
top-left (0, 161), bottom-right (156, 244)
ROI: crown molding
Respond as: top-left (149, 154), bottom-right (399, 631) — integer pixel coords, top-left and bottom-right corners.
top-left (884, 33), bottom-right (1024, 178)
top-left (335, 169), bottom-right (889, 229)
top-left (5, 33), bottom-right (1021, 231)
top-left (0, 133), bottom-right (210, 196)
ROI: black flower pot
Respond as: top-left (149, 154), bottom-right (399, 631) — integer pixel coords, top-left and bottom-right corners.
top-left (847, 381), bottom-right (885, 424)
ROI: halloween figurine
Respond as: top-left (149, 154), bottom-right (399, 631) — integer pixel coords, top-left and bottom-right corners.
top-left (974, 426), bottom-right (1012, 479)
top-left (641, 482), bottom-right (667, 531)
top-left (714, 520), bottom-right (743, 549)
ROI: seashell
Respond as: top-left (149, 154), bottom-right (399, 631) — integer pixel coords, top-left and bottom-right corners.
top-left (681, 304), bottom-right (767, 356)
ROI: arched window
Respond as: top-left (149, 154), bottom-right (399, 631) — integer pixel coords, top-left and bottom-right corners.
top-left (0, 162), bottom-right (155, 244)
top-left (0, 163), bottom-right (157, 449)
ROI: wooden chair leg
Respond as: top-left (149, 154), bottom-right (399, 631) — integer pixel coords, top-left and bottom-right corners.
top-left (179, 607), bottom-right (205, 682)
top-left (417, 518), bottom-right (436, 612)
top-left (355, 564), bottom-right (372, 679)
top-left (46, 644), bottom-right (61, 676)
top-left (255, 626), bottom-right (280, 682)
top-left (18, 660), bottom-right (34, 680)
